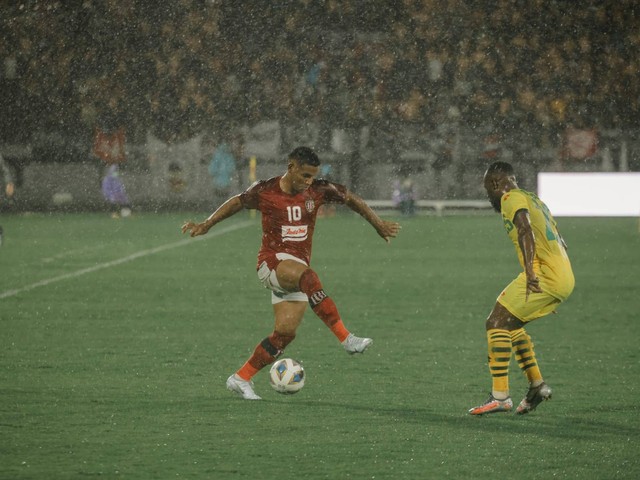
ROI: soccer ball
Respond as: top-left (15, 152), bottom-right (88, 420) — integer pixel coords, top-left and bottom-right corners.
top-left (269, 358), bottom-right (305, 394)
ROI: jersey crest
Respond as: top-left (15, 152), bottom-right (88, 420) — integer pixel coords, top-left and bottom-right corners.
top-left (305, 199), bottom-right (315, 213)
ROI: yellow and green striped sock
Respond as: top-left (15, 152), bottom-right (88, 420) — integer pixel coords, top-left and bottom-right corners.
top-left (511, 328), bottom-right (543, 386)
top-left (487, 328), bottom-right (512, 397)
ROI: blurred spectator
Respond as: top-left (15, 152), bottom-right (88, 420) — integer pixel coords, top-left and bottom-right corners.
top-left (101, 164), bottom-right (131, 218)
top-left (0, 152), bottom-right (16, 209)
top-left (208, 137), bottom-right (239, 204)
top-left (0, 152), bottom-right (14, 246)
top-left (392, 178), bottom-right (417, 216)
top-left (432, 131), bottom-right (455, 198)
top-left (0, 151), bottom-right (17, 247)
top-left (168, 162), bottom-right (187, 194)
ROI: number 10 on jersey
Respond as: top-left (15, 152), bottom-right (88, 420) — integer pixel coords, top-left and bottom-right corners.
top-left (287, 206), bottom-right (302, 221)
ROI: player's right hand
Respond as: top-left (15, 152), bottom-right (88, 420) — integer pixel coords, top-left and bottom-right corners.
top-left (525, 275), bottom-right (542, 301)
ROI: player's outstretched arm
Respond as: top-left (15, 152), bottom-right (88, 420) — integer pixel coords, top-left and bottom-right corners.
top-left (182, 195), bottom-right (244, 237)
top-left (344, 191), bottom-right (400, 243)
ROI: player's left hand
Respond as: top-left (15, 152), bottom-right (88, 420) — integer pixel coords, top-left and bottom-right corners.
top-left (378, 220), bottom-right (401, 243)
top-left (181, 221), bottom-right (209, 237)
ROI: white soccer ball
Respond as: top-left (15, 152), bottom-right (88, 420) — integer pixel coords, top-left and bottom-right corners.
top-left (269, 358), bottom-right (305, 394)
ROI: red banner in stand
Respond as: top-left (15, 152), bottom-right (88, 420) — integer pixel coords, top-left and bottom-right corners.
top-left (93, 128), bottom-right (126, 164)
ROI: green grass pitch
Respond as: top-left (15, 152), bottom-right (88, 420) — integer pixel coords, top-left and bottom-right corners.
top-left (1, 211), bottom-right (639, 479)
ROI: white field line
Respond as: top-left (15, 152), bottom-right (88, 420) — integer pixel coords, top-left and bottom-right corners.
top-left (0, 220), bottom-right (253, 300)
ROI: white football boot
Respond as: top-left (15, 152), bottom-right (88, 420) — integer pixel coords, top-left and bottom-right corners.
top-left (342, 333), bottom-right (373, 355)
top-left (226, 374), bottom-right (262, 400)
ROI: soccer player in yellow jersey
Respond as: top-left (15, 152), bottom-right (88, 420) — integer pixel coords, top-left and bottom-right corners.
top-left (469, 161), bottom-right (575, 415)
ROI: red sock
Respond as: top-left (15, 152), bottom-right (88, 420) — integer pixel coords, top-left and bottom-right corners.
top-left (236, 332), bottom-right (295, 380)
top-left (299, 269), bottom-right (350, 342)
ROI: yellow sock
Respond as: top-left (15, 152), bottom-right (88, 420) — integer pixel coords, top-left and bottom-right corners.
top-left (487, 328), bottom-right (512, 397)
top-left (511, 328), bottom-right (543, 385)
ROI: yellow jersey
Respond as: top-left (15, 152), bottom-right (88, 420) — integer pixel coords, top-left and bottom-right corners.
top-left (500, 189), bottom-right (574, 300)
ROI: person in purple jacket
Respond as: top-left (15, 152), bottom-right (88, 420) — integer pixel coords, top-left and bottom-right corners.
top-left (101, 164), bottom-right (131, 218)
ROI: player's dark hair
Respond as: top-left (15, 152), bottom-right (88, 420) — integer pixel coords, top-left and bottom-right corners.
top-left (486, 161), bottom-right (514, 177)
top-left (289, 146), bottom-right (320, 167)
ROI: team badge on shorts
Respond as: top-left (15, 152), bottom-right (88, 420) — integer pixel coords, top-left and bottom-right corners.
top-left (305, 199), bottom-right (315, 213)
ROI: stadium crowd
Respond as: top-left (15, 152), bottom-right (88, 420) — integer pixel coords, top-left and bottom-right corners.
top-left (1, 0), bottom-right (638, 160)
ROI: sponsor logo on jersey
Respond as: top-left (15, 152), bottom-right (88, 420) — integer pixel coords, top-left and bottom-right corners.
top-left (305, 199), bottom-right (315, 213)
top-left (282, 225), bottom-right (308, 242)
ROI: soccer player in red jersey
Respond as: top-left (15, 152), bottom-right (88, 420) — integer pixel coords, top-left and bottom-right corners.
top-left (182, 147), bottom-right (400, 400)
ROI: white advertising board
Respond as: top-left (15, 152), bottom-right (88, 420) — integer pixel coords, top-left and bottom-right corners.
top-left (537, 172), bottom-right (640, 217)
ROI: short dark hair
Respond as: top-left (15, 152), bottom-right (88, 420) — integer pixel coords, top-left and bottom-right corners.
top-left (485, 161), bottom-right (514, 177)
top-left (289, 146), bottom-right (320, 167)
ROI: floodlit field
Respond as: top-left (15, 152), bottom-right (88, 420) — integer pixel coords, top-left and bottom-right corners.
top-left (1, 212), bottom-right (639, 479)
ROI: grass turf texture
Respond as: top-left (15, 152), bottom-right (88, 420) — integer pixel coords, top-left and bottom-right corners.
top-left (1, 212), bottom-right (639, 479)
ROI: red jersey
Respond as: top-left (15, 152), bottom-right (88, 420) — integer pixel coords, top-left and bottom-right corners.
top-left (239, 176), bottom-right (348, 266)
